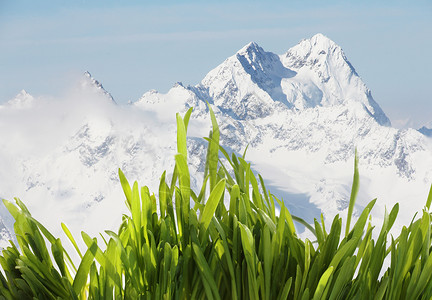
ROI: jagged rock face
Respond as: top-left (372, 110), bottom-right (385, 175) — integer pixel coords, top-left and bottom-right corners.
top-left (1, 34), bottom-right (432, 248)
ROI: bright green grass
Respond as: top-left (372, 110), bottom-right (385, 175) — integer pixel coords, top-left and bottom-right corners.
top-left (1, 105), bottom-right (432, 299)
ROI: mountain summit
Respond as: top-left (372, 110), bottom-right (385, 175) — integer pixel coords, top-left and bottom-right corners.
top-left (81, 71), bottom-right (116, 104)
top-left (186, 34), bottom-right (390, 126)
top-left (6, 90), bottom-right (35, 109)
top-left (281, 33), bottom-right (390, 126)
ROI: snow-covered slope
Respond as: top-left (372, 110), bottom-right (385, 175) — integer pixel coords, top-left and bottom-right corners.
top-left (1, 34), bottom-right (431, 249)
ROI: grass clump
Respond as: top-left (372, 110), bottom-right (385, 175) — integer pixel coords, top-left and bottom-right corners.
top-left (1, 105), bottom-right (432, 299)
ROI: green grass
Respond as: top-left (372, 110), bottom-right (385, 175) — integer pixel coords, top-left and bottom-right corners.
top-left (1, 105), bottom-right (432, 299)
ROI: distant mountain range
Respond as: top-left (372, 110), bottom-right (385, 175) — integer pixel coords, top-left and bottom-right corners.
top-left (1, 33), bottom-right (431, 248)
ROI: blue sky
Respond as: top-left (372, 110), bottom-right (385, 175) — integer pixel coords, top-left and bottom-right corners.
top-left (0, 0), bottom-right (431, 127)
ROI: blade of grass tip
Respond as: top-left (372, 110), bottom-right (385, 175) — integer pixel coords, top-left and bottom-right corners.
top-left (170, 163), bottom-right (179, 196)
top-left (81, 232), bottom-right (106, 269)
top-left (375, 276), bottom-right (389, 300)
top-left (275, 197), bottom-right (296, 236)
top-left (301, 239), bottom-right (312, 293)
top-left (257, 208), bottom-right (276, 233)
top-left (99, 233), bottom-right (108, 247)
top-left (131, 181), bottom-right (141, 243)
top-left (174, 187), bottom-right (183, 239)
top-left (2, 199), bottom-right (20, 221)
top-left (176, 113), bottom-right (188, 158)
top-left (200, 179), bottom-right (226, 231)
top-left (421, 211), bottom-right (431, 267)
top-left (345, 149), bottom-right (359, 237)
top-left (426, 183), bottom-right (432, 211)
top-left (25, 213), bottom-right (58, 245)
top-left (314, 219), bottom-right (325, 246)
top-left (218, 159), bottom-right (235, 187)
top-left (229, 184), bottom-right (240, 223)
top-left (387, 203), bottom-right (399, 233)
top-left (329, 238), bottom-right (358, 270)
top-left (301, 289), bottom-right (310, 300)
top-left (118, 169), bottom-right (132, 207)
top-left (61, 223), bottom-right (83, 259)
top-left (411, 252), bottom-right (432, 298)
top-left (217, 143), bottom-right (234, 168)
top-left (348, 199), bottom-right (376, 240)
top-left (175, 154), bottom-right (191, 224)
top-left (212, 218), bottom-right (237, 300)
top-left (312, 266), bottom-right (334, 300)
top-left (183, 107), bottom-right (193, 133)
top-left (239, 223), bottom-right (259, 299)
top-left (72, 239), bottom-right (98, 296)
top-left (192, 242), bottom-right (221, 300)
top-left (239, 158), bottom-right (252, 209)
top-left (278, 277), bottom-right (293, 300)
top-left (249, 170), bottom-right (264, 210)
top-left (14, 197), bottom-right (31, 215)
top-left (207, 102), bottom-right (220, 192)
top-left (328, 256), bottom-right (356, 300)
top-left (320, 213), bottom-right (327, 238)
top-left (242, 144), bottom-right (249, 159)
top-left (292, 215), bottom-right (316, 237)
top-left (51, 238), bottom-right (67, 278)
top-left (203, 133), bottom-right (212, 181)
top-left (196, 174), bottom-right (210, 205)
top-left (141, 186), bottom-right (151, 243)
top-left (159, 171), bottom-right (168, 218)
top-left (258, 174), bottom-right (273, 218)
top-left (294, 265), bottom-right (303, 300)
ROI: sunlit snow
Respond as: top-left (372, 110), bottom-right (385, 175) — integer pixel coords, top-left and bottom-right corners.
top-left (1, 33), bottom-right (431, 251)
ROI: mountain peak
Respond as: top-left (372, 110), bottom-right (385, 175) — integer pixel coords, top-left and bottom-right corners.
top-left (285, 33), bottom-right (345, 66)
top-left (280, 34), bottom-right (390, 126)
top-left (309, 33), bottom-right (337, 48)
top-left (17, 89), bottom-right (30, 97)
top-left (6, 89), bottom-right (35, 109)
top-left (238, 41), bottom-right (260, 51)
top-left (81, 71), bottom-right (116, 104)
top-left (236, 41), bottom-right (265, 57)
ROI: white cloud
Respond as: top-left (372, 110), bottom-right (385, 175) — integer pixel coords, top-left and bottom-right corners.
top-left (0, 74), bottom-right (183, 252)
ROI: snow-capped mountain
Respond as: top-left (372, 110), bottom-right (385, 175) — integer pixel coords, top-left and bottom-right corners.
top-left (137, 34), bottom-right (429, 180)
top-left (1, 33), bottom-right (431, 248)
top-left (5, 89), bottom-right (35, 109)
top-left (81, 71), bottom-right (116, 104)
top-left (135, 33), bottom-right (432, 230)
